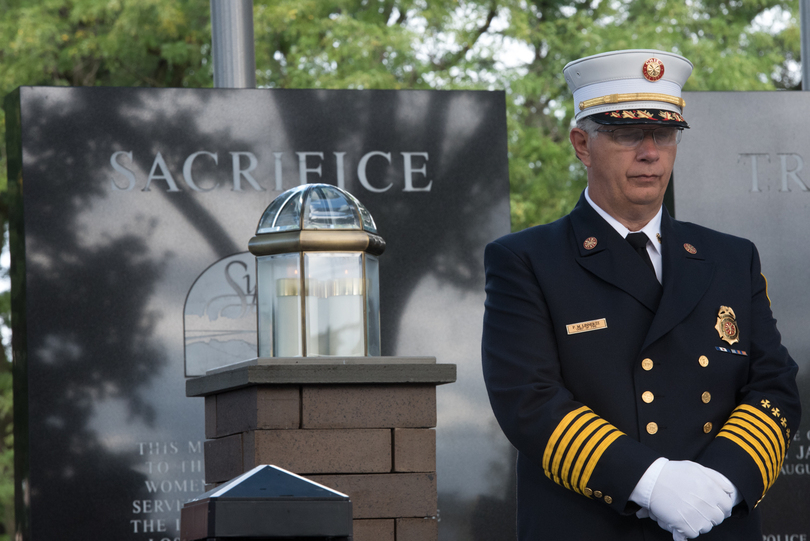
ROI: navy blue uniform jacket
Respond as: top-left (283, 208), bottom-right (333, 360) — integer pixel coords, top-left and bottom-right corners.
top-left (482, 194), bottom-right (800, 540)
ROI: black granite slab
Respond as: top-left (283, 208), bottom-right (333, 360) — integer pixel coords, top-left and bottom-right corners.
top-left (5, 86), bottom-right (511, 541)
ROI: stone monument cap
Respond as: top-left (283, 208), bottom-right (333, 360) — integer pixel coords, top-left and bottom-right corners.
top-left (181, 464), bottom-right (352, 540)
top-left (186, 357), bottom-right (457, 397)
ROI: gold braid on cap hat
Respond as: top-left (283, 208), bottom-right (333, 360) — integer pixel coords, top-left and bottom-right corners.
top-left (579, 93), bottom-right (686, 111)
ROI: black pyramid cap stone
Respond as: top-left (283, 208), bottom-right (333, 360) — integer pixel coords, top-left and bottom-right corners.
top-left (194, 465), bottom-right (349, 501)
top-left (181, 465), bottom-right (352, 540)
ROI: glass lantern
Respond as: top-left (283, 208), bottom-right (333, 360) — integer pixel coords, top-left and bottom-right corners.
top-left (249, 184), bottom-right (385, 357)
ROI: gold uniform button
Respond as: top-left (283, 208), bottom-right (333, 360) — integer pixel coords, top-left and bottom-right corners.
top-left (642, 358), bottom-right (654, 371)
top-left (647, 422), bottom-right (658, 435)
top-left (642, 391), bottom-right (655, 403)
top-left (593, 490), bottom-right (603, 499)
top-left (583, 488), bottom-right (593, 497)
top-left (699, 355), bottom-right (709, 367)
top-left (604, 495), bottom-right (613, 505)
top-left (702, 392), bottom-right (711, 404)
top-left (703, 422), bottom-right (713, 433)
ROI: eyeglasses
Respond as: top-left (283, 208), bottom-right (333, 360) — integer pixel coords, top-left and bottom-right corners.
top-left (596, 127), bottom-right (683, 148)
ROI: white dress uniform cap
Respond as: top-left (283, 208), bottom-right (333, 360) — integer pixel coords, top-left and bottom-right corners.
top-left (563, 49), bottom-right (693, 126)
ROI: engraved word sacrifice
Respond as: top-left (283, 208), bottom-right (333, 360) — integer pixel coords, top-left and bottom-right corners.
top-left (109, 150), bottom-right (433, 193)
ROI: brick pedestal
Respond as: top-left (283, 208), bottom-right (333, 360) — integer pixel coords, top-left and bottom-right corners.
top-left (187, 357), bottom-right (456, 541)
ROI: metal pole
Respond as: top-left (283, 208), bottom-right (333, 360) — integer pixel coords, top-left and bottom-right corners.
top-left (210, 0), bottom-right (256, 88)
top-left (802, 0), bottom-right (810, 90)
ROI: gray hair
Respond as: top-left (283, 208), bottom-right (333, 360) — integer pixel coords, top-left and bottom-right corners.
top-left (575, 116), bottom-right (601, 138)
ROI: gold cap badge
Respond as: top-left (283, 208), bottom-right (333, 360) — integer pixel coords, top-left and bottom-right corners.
top-left (643, 58), bottom-right (665, 82)
top-left (715, 306), bottom-right (740, 345)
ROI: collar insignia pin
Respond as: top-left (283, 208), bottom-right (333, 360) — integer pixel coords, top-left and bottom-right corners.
top-left (583, 237), bottom-right (598, 250)
top-left (715, 306), bottom-right (740, 346)
top-left (656, 233), bottom-right (662, 244)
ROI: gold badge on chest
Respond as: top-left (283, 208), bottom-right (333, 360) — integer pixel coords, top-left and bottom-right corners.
top-left (715, 306), bottom-right (740, 345)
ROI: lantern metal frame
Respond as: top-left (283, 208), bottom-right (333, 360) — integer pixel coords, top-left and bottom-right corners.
top-left (249, 184), bottom-right (385, 358)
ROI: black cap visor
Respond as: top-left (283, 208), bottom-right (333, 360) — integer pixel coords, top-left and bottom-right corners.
top-left (589, 109), bottom-right (689, 129)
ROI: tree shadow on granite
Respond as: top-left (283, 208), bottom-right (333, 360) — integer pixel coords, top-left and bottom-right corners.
top-left (8, 87), bottom-right (253, 539)
top-left (267, 89), bottom-right (510, 355)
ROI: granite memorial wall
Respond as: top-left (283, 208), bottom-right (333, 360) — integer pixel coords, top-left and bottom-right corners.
top-left (5, 87), bottom-right (512, 540)
top-left (675, 91), bottom-right (810, 539)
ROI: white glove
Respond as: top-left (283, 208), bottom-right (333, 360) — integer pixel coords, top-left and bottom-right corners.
top-left (648, 460), bottom-right (736, 539)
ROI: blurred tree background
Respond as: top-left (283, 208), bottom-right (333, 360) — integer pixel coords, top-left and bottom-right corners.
top-left (0, 0), bottom-right (802, 538)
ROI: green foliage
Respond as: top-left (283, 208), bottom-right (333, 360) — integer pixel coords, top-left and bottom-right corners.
top-left (0, 1), bottom-right (802, 537)
top-left (0, 0), bottom-right (211, 90)
top-left (251, 0), bottom-right (503, 89)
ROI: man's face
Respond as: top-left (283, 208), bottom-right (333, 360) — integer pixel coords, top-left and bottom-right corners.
top-left (572, 124), bottom-right (677, 223)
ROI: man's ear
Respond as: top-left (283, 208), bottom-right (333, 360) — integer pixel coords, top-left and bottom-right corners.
top-left (569, 128), bottom-right (592, 167)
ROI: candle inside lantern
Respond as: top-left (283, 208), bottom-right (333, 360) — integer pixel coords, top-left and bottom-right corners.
top-left (328, 271), bottom-right (364, 356)
top-left (305, 277), bottom-right (326, 356)
top-left (256, 253), bottom-right (302, 357)
top-left (274, 276), bottom-right (302, 357)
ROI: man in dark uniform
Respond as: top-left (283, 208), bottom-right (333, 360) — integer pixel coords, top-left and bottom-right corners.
top-left (481, 49), bottom-right (800, 540)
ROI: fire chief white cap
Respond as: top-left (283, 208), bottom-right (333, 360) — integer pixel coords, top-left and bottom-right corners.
top-left (563, 49), bottom-right (693, 128)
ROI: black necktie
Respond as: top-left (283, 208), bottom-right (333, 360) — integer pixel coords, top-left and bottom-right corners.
top-left (626, 232), bottom-right (655, 275)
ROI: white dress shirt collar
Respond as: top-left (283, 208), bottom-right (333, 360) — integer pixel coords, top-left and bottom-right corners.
top-left (584, 187), bottom-right (663, 284)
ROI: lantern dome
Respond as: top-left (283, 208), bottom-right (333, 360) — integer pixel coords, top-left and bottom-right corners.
top-left (249, 184), bottom-right (385, 258)
top-left (257, 183), bottom-right (377, 235)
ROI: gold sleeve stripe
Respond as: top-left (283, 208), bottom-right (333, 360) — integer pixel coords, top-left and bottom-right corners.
top-left (725, 419), bottom-right (779, 475)
top-left (727, 413), bottom-right (780, 463)
top-left (727, 412), bottom-right (782, 469)
top-left (547, 411), bottom-right (600, 487)
top-left (543, 406), bottom-right (590, 471)
top-left (542, 406), bottom-right (625, 496)
top-left (579, 430), bottom-right (623, 491)
top-left (569, 423), bottom-right (615, 492)
top-left (731, 418), bottom-right (784, 486)
top-left (737, 404), bottom-right (785, 455)
top-left (717, 403), bottom-right (789, 497)
top-left (717, 430), bottom-right (769, 495)
top-left (722, 423), bottom-right (775, 483)
top-left (550, 411), bottom-right (600, 474)
top-left (560, 419), bottom-right (610, 490)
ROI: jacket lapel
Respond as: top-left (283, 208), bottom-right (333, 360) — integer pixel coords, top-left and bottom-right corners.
top-left (641, 210), bottom-right (714, 350)
top-left (569, 195), bottom-right (663, 313)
